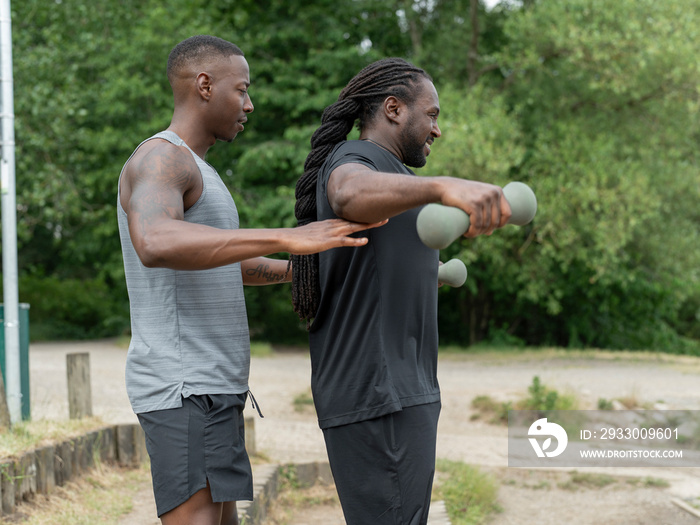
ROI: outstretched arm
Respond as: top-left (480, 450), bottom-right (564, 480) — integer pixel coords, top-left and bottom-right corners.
top-left (327, 163), bottom-right (511, 237)
top-left (120, 141), bottom-right (385, 271)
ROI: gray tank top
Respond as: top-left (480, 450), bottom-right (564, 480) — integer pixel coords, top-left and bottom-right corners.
top-left (117, 130), bottom-right (250, 414)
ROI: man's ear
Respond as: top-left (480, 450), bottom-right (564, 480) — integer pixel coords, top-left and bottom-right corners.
top-left (195, 72), bottom-right (213, 101)
top-left (383, 96), bottom-right (405, 125)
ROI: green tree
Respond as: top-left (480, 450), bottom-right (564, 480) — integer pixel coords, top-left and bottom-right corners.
top-left (9, 0), bottom-right (226, 337)
top-left (432, 0), bottom-right (700, 351)
top-left (3, 0), bottom-right (698, 351)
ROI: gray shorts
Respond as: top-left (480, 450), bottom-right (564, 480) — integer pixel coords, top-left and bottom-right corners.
top-left (137, 393), bottom-right (253, 517)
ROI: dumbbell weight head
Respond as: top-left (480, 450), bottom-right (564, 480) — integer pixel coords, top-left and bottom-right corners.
top-left (437, 259), bottom-right (468, 287)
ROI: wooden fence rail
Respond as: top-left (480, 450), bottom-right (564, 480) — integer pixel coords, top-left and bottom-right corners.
top-left (0, 423), bottom-right (146, 515)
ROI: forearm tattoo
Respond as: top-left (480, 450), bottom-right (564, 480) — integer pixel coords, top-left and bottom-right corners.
top-left (245, 263), bottom-right (290, 283)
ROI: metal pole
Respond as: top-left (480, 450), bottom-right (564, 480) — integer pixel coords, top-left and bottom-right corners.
top-left (0, 0), bottom-right (22, 424)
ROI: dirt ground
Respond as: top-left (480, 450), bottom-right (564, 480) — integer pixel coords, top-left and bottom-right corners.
top-left (29, 340), bottom-right (700, 524)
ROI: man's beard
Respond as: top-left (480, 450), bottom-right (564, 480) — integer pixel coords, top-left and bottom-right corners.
top-left (400, 118), bottom-right (429, 168)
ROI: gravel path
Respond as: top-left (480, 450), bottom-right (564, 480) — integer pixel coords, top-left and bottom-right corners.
top-left (28, 340), bottom-right (700, 524)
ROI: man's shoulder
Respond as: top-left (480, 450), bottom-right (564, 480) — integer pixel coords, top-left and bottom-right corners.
top-left (131, 136), bottom-right (190, 163)
top-left (331, 140), bottom-right (372, 155)
top-left (329, 139), bottom-right (407, 174)
top-left (120, 136), bottom-right (202, 208)
top-left (325, 140), bottom-right (378, 167)
top-left (125, 137), bottom-right (196, 178)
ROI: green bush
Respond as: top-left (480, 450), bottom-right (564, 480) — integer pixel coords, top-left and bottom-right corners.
top-left (518, 376), bottom-right (578, 411)
top-left (16, 275), bottom-right (129, 341)
top-left (435, 459), bottom-right (501, 525)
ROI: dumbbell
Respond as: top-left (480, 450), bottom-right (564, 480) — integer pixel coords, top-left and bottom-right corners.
top-left (437, 259), bottom-right (468, 287)
top-left (416, 181), bottom-right (537, 250)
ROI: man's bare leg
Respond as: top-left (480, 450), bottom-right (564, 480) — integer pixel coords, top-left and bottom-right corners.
top-left (160, 481), bottom-right (239, 525)
top-left (220, 501), bottom-right (239, 525)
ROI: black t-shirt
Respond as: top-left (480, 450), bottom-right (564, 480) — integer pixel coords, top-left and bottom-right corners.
top-left (310, 140), bottom-right (441, 429)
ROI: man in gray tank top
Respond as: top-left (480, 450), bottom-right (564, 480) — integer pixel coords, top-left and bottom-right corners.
top-left (117, 35), bottom-right (385, 525)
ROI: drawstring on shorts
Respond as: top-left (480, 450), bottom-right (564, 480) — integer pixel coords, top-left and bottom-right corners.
top-left (247, 390), bottom-right (264, 418)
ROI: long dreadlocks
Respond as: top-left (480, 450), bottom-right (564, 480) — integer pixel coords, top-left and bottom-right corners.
top-left (291, 58), bottom-right (431, 322)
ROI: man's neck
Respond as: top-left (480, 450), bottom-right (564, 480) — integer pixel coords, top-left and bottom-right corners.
top-left (359, 132), bottom-right (402, 162)
top-left (166, 121), bottom-right (213, 159)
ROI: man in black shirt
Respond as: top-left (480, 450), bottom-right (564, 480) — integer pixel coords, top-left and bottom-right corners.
top-left (292, 58), bottom-right (511, 524)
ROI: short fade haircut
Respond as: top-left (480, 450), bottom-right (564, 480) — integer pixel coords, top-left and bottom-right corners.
top-left (166, 35), bottom-right (244, 84)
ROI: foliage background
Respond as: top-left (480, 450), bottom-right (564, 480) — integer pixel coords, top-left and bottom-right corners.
top-left (1, 0), bottom-right (698, 352)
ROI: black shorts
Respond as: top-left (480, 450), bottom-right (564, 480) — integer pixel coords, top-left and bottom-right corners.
top-left (322, 401), bottom-right (441, 525)
top-left (137, 393), bottom-right (253, 517)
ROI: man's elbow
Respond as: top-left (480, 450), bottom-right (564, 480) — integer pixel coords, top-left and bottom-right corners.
top-left (329, 187), bottom-right (370, 222)
top-left (330, 193), bottom-right (352, 220)
top-left (135, 236), bottom-right (170, 268)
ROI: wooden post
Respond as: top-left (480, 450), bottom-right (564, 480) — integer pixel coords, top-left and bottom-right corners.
top-left (0, 461), bottom-right (15, 514)
top-left (14, 452), bottom-right (35, 502)
top-left (116, 424), bottom-right (147, 467)
top-left (66, 353), bottom-right (92, 419)
top-left (35, 445), bottom-right (55, 495)
top-left (54, 440), bottom-right (74, 486)
top-left (244, 416), bottom-right (256, 456)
